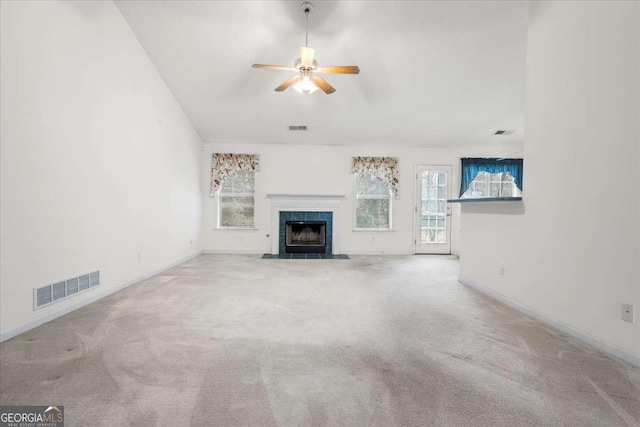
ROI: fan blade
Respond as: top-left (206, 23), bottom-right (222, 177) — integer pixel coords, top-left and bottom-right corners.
top-left (275, 75), bottom-right (301, 92)
top-left (252, 64), bottom-right (294, 71)
top-left (319, 66), bottom-right (360, 74)
top-left (310, 75), bottom-right (336, 94)
top-left (300, 46), bottom-right (315, 67)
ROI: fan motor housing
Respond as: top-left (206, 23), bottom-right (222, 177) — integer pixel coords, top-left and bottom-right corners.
top-left (294, 58), bottom-right (318, 71)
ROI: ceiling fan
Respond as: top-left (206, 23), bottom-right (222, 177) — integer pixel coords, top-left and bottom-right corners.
top-left (252, 1), bottom-right (360, 94)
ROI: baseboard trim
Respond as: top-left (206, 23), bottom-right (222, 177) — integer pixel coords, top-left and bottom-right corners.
top-left (0, 251), bottom-right (203, 343)
top-left (347, 251), bottom-right (413, 256)
top-left (458, 276), bottom-right (640, 368)
top-left (202, 250), bottom-right (265, 255)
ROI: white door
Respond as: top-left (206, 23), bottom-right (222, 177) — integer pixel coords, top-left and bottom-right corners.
top-left (415, 165), bottom-right (452, 254)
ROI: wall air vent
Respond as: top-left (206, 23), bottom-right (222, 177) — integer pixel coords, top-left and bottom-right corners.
top-left (79, 274), bottom-right (90, 291)
top-left (34, 270), bottom-right (100, 310)
top-left (288, 125), bottom-right (308, 131)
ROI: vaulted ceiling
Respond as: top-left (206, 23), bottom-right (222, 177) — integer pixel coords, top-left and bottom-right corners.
top-left (115, 1), bottom-right (528, 147)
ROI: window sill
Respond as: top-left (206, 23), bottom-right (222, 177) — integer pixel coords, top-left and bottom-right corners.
top-left (447, 197), bottom-right (522, 203)
top-left (352, 228), bottom-right (395, 232)
top-left (213, 227), bottom-right (259, 231)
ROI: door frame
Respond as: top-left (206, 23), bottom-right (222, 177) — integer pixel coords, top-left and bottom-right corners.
top-left (413, 164), bottom-right (453, 254)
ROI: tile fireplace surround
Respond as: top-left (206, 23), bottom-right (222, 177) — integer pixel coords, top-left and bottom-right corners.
top-left (268, 194), bottom-right (344, 255)
top-left (280, 211), bottom-right (332, 255)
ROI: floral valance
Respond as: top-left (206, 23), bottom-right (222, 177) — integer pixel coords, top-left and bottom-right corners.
top-left (352, 156), bottom-right (399, 199)
top-left (211, 153), bottom-right (260, 197)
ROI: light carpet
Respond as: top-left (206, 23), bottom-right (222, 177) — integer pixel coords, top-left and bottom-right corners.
top-left (1, 255), bottom-right (639, 426)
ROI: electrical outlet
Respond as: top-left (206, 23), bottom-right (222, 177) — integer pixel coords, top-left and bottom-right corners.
top-left (622, 304), bottom-right (634, 323)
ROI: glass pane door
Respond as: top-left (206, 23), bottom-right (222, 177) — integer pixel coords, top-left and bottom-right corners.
top-left (415, 165), bottom-right (452, 254)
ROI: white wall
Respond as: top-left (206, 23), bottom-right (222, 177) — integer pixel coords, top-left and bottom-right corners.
top-left (202, 143), bottom-right (522, 255)
top-left (459, 1), bottom-right (640, 361)
top-left (0, 1), bottom-right (203, 337)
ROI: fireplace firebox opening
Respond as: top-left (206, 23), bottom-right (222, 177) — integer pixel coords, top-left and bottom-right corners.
top-left (285, 221), bottom-right (326, 254)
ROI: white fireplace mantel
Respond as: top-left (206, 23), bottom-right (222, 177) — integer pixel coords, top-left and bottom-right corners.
top-left (268, 194), bottom-right (345, 255)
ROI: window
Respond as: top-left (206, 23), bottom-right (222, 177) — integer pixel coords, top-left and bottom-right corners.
top-left (355, 170), bottom-right (392, 229)
top-left (462, 171), bottom-right (522, 198)
top-left (459, 157), bottom-right (523, 198)
top-left (420, 170), bottom-right (448, 243)
top-left (218, 169), bottom-right (255, 228)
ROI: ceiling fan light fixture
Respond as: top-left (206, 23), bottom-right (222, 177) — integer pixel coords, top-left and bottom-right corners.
top-left (293, 75), bottom-right (319, 94)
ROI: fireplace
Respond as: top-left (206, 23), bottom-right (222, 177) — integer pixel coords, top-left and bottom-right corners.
top-left (269, 194), bottom-right (344, 255)
top-left (285, 221), bottom-right (326, 254)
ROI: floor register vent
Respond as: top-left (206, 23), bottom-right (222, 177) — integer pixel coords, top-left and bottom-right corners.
top-left (34, 271), bottom-right (100, 310)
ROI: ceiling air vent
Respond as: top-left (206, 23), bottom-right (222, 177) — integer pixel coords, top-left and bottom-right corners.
top-left (288, 125), bottom-right (308, 131)
top-left (494, 129), bottom-right (515, 135)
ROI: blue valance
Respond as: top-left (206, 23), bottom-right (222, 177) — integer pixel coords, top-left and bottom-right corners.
top-left (460, 158), bottom-right (523, 197)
